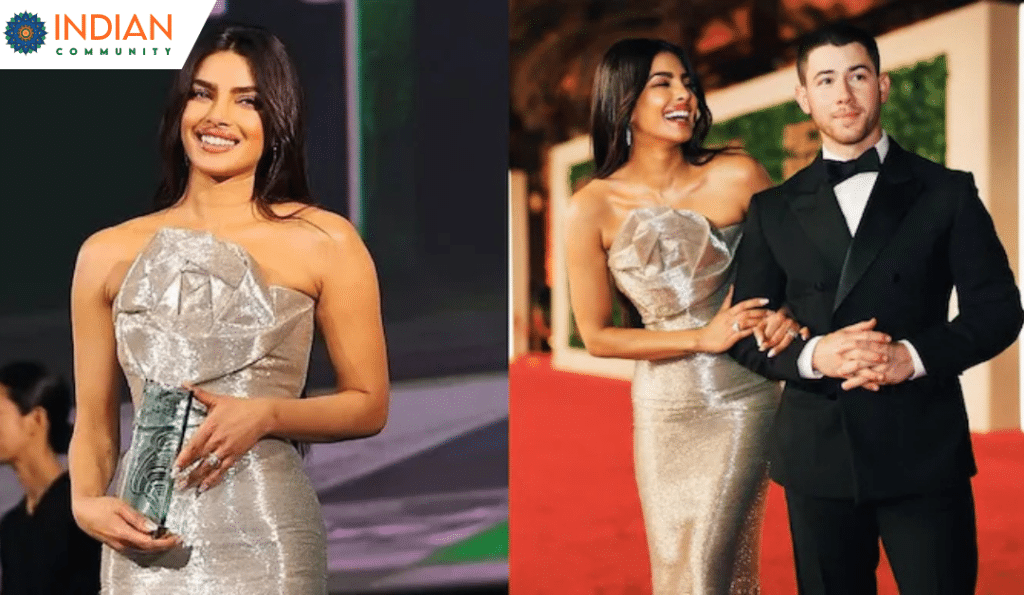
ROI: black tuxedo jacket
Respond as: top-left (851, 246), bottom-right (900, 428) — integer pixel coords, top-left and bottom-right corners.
top-left (729, 140), bottom-right (1023, 500)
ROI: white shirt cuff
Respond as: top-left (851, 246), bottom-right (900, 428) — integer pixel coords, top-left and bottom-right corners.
top-left (900, 339), bottom-right (927, 380)
top-left (798, 336), bottom-right (825, 379)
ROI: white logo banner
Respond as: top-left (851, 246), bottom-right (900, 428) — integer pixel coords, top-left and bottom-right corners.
top-left (1, 0), bottom-right (216, 69)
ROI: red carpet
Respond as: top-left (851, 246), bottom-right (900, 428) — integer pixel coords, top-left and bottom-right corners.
top-left (510, 354), bottom-right (1024, 594)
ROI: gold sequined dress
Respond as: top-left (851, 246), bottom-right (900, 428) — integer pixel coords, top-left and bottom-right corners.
top-left (608, 207), bottom-right (781, 594)
top-left (101, 227), bottom-right (326, 594)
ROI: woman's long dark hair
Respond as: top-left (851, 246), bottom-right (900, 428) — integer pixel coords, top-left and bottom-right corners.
top-left (591, 38), bottom-right (722, 179)
top-left (153, 24), bottom-right (314, 219)
top-left (0, 362), bottom-right (72, 455)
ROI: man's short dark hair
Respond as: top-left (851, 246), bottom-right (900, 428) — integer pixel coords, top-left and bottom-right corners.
top-left (796, 23), bottom-right (880, 84)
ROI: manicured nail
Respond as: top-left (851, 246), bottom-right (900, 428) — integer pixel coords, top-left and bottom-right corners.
top-left (144, 520), bottom-right (158, 533)
top-left (768, 348), bottom-right (777, 358)
top-left (759, 298), bottom-right (769, 305)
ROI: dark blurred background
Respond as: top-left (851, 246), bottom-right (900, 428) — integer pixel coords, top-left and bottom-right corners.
top-left (0, 0), bottom-right (507, 384)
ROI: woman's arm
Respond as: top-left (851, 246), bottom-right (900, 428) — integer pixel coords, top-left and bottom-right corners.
top-left (264, 214), bottom-right (390, 441)
top-left (68, 232), bottom-right (121, 507)
top-left (174, 213), bottom-right (390, 491)
top-left (565, 187), bottom-right (768, 360)
top-left (69, 229), bottom-right (179, 552)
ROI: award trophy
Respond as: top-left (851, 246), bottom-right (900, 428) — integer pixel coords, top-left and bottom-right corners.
top-left (120, 380), bottom-right (194, 537)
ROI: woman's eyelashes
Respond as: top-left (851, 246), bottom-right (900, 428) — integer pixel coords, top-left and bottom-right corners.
top-left (649, 76), bottom-right (693, 90)
top-left (187, 86), bottom-right (260, 108)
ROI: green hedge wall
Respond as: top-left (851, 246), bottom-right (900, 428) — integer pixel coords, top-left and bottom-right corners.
top-left (706, 54), bottom-right (947, 182)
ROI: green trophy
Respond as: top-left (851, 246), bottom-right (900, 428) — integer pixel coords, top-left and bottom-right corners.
top-left (120, 380), bottom-right (194, 537)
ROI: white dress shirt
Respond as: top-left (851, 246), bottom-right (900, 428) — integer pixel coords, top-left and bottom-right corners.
top-left (795, 132), bottom-right (927, 380)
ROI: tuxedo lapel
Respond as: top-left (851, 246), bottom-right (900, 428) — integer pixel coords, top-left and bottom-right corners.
top-left (832, 142), bottom-right (921, 312)
top-left (788, 156), bottom-right (852, 273)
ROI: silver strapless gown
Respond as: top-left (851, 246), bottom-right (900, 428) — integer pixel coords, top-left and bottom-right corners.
top-left (101, 227), bottom-right (326, 594)
top-left (608, 207), bottom-right (781, 595)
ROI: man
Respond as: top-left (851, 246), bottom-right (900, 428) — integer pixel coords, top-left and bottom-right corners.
top-left (729, 23), bottom-right (1023, 594)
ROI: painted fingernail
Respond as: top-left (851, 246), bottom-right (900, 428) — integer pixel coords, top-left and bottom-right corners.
top-left (768, 348), bottom-right (777, 358)
top-left (759, 298), bottom-right (769, 305)
top-left (144, 520), bottom-right (158, 533)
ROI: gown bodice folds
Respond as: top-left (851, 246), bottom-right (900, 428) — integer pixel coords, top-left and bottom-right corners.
top-left (607, 206), bottom-right (772, 402)
top-left (608, 206), bottom-right (739, 332)
top-left (114, 226), bottom-right (315, 404)
top-left (103, 226), bottom-right (326, 595)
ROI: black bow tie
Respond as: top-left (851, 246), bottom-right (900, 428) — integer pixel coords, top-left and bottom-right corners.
top-left (824, 147), bottom-right (881, 185)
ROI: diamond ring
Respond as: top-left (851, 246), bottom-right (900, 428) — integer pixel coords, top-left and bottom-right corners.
top-left (206, 452), bottom-right (222, 469)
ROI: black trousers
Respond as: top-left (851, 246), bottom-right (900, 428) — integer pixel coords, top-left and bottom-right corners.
top-left (784, 480), bottom-right (977, 595)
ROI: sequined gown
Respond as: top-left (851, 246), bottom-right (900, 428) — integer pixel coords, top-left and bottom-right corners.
top-left (607, 207), bottom-right (781, 595)
top-left (101, 227), bottom-right (326, 594)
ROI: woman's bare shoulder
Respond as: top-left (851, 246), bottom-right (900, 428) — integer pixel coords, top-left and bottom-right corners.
top-left (78, 214), bottom-right (165, 266)
top-left (567, 178), bottom-right (615, 224)
top-left (704, 151), bottom-right (774, 206)
top-left (706, 150), bottom-right (768, 181)
top-left (271, 205), bottom-right (365, 266)
top-left (74, 213), bottom-right (169, 298)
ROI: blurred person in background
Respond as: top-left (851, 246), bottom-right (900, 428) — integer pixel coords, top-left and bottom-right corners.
top-left (0, 361), bottom-right (101, 595)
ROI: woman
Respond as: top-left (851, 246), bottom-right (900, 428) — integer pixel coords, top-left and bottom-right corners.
top-left (0, 361), bottom-right (101, 594)
top-left (566, 39), bottom-right (805, 593)
top-left (68, 25), bottom-right (389, 594)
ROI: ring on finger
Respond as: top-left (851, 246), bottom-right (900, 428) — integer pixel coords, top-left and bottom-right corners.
top-left (731, 321), bottom-right (740, 333)
top-left (786, 328), bottom-right (800, 339)
top-left (205, 452), bottom-right (222, 469)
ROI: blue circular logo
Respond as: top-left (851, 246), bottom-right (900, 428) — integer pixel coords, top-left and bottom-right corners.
top-left (5, 12), bottom-right (47, 55)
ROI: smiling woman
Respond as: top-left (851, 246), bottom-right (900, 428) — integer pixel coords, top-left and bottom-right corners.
top-left (153, 26), bottom-right (311, 223)
top-left (67, 24), bottom-right (389, 595)
top-left (564, 38), bottom-right (807, 594)
top-left (182, 53), bottom-right (266, 179)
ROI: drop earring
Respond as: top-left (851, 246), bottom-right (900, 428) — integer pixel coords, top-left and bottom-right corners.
top-left (626, 127), bottom-right (632, 147)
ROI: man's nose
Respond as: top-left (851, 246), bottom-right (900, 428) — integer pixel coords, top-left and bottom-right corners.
top-left (836, 79), bottom-right (853, 102)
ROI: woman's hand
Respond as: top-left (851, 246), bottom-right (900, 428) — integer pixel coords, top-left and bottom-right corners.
top-left (173, 386), bottom-right (275, 493)
top-left (72, 495), bottom-right (181, 553)
top-left (754, 305), bottom-right (810, 357)
top-left (697, 286), bottom-right (771, 354)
